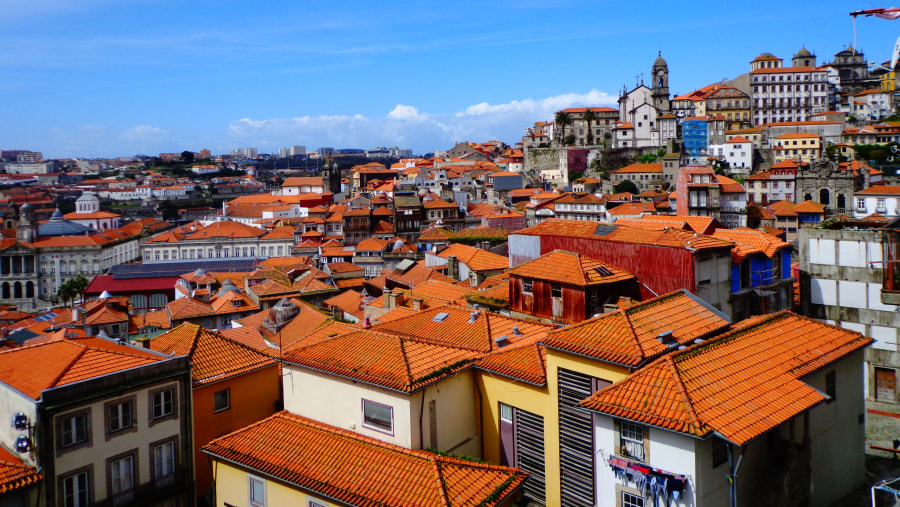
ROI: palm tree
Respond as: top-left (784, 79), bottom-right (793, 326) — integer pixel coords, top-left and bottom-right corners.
top-left (58, 281), bottom-right (76, 308)
top-left (583, 108), bottom-right (597, 146)
top-left (554, 111), bottom-right (571, 145)
top-left (69, 274), bottom-right (89, 304)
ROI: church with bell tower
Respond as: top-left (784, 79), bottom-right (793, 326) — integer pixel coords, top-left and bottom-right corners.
top-left (651, 51), bottom-right (670, 112)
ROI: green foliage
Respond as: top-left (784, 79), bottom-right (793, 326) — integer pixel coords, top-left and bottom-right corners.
top-left (465, 294), bottom-right (509, 310)
top-left (563, 135), bottom-right (576, 146)
top-left (614, 179), bottom-right (639, 194)
top-left (181, 151), bottom-right (195, 164)
top-left (637, 153), bottom-right (657, 163)
top-left (57, 275), bottom-right (87, 308)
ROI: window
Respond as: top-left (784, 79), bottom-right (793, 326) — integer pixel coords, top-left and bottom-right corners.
top-left (249, 475), bottom-right (266, 507)
top-left (876, 368), bottom-right (897, 403)
top-left (214, 388), bottom-right (231, 412)
top-left (551, 284), bottom-right (562, 299)
top-left (622, 491), bottom-right (644, 507)
top-left (712, 436), bottom-right (728, 468)
top-left (151, 387), bottom-right (175, 421)
top-left (59, 411), bottom-right (89, 449)
top-left (619, 420), bottom-right (645, 461)
top-left (109, 453), bottom-right (135, 502)
top-left (153, 439), bottom-right (177, 481)
top-left (309, 502), bottom-right (327, 507)
top-left (500, 403), bottom-right (513, 423)
top-left (362, 399), bottom-right (393, 433)
top-left (826, 370), bottom-right (836, 403)
top-left (107, 399), bottom-right (134, 435)
top-left (61, 468), bottom-right (91, 507)
top-left (522, 278), bottom-right (533, 294)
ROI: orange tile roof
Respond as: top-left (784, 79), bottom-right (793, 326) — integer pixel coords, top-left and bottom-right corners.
top-left (635, 215), bottom-right (719, 235)
top-left (436, 243), bottom-right (508, 272)
top-left (507, 250), bottom-right (634, 286)
top-left (609, 202), bottom-right (656, 216)
top-left (791, 200), bottom-right (826, 214)
top-left (578, 312), bottom-right (872, 445)
top-left (612, 163), bottom-right (663, 174)
top-left (149, 323), bottom-right (275, 385)
top-left (857, 185), bottom-right (900, 195)
top-left (284, 328), bottom-right (480, 392)
top-left (474, 338), bottom-right (547, 385)
top-left (201, 412), bottom-right (526, 506)
top-left (0, 447), bottom-right (41, 494)
top-left (712, 229), bottom-right (790, 263)
top-left (371, 306), bottom-right (553, 354)
top-left (542, 290), bottom-right (730, 367)
top-left (0, 338), bottom-right (165, 399)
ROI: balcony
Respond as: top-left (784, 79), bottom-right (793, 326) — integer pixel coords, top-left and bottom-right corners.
top-left (95, 467), bottom-right (188, 507)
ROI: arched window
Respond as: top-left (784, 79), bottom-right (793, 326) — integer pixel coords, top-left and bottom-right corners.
top-left (25, 282), bottom-right (34, 298)
top-left (13, 282), bottom-right (22, 299)
top-left (2, 282), bottom-right (10, 299)
top-left (819, 188), bottom-right (830, 207)
top-left (837, 194), bottom-right (846, 211)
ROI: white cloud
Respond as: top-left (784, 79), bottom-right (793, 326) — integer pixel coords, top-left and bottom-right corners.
top-left (387, 104), bottom-right (421, 120)
top-left (225, 89), bottom-right (618, 154)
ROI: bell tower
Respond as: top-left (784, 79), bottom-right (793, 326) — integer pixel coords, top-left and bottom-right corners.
top-left (651, 51), bottom-right (670, 112)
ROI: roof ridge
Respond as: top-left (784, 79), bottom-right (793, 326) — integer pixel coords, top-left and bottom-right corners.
top-left (432, 459), bottom-right (451, 507)
top-left (663, 355), bottom-right (704, 434)
top-left (49, 341), bottom-right (88, 389)
top-left (397, 336), bottom-right (415, 389)
top-left (620, 309), bottom-right (646, 360)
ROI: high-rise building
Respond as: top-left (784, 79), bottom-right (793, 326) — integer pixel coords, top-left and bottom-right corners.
top-left (290, 145), bottom-right (306, 157)
top-left (245, 147), bottom-right (258, 159)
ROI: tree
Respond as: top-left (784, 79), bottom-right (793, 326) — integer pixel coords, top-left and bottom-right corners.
top-left (555, 111), bottom-right (572, 145)
top-left (69, 274), bottom-right (89, 303)
top-left (181, 151), bottom-right (195, 164)
top-left (614, 179), bottom-right (639, 194)
top-left (58, 281), bottom-right (76, 308)
top-left (583, 108), bottom-right (596, 145)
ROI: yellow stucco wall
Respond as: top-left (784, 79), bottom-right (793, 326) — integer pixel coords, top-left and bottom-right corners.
top-left (212, 459), bottom-right (334, 507)
top-left (477, 349), bottom-right (632, 507)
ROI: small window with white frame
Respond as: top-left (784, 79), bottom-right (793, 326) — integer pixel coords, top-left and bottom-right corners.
top-left (248, 474), bottom-right (266, 507)
top-left (362, 399), bottom-right (393, 434)
top-left (522, 278), bottom-right (533, 294)
top-left (622, 491), bottom-right (644, 507)
top-left (619, 420), bottom-right (646, 461)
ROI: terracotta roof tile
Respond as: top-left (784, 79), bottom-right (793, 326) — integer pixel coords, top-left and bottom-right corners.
top-left (150, 324), bottom-right (275, 385)
top-left (201, 412), bottom-right (526, 506)
top-left (542, 290), bottom-right (730, 367)
top-left (283, 329), bottom-right (480, 392)
top-left (507, 250), bottom-right (635, 286)
top-left (579, 312), bottom-right (873, 445)
top-left (436, 244), bottom-right (508, 272)
top-left (474, 339), bottom-right (547, 385)
top-left (0, 447), bottom-right (41, 494)
top-left (0, 339), bottom-right (165, 399)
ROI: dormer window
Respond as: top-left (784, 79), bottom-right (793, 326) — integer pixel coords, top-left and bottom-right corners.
top-left (232, 300), bottom-right (242, 307)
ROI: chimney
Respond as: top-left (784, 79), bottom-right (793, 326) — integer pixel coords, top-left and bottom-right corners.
top-left (657, 330), bottom-right (677, 347)
top-left (617, 297), bottom-right (634, 310)
top-left (494, 335), bottom-right (509, 348)
top-left (383, 288), bottom-right (392, 309)
top-left (512, 326), bottom-right (522, 336)
top-left (447, 255), bottom-right (459, 280)
top-left (468, 311), bottom-right (479, 324)
top-left (389, 291), bottom-right (403, 310)
top-left (412, 298), bottom-right (423, 311)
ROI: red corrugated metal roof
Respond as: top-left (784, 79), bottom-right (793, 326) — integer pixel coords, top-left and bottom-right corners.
top-left (85, 275), bottom-right (179, 295)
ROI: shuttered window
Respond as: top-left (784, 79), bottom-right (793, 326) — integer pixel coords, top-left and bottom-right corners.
top-left (558, 368), bottom-right (597, 507)
top-left (515, 408), bottom-right (546, 505)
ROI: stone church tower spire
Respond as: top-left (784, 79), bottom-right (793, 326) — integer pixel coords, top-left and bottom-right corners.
top-left (651, 51), bottom-right (670, 112)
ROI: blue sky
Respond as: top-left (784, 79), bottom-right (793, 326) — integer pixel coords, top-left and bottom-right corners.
top-left (3, 0), bottom-right (900, 159)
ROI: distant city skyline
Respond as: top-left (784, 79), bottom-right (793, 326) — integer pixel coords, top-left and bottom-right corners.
top-left (3, 0), bottom-right (899, 159)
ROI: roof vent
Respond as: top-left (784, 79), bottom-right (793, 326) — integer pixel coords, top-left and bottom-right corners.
top-left (473, 303), bottom-right (480, 311)
top-left (432, 312), bottom-right (450, 323)
top-left (494, 335), bottom-right (509, 348)
top-left (512, 326), bottom-right (522, 336)
top-left (693, 338), bottom-right (704, 345)
top-left (468, 311), bottom-right (479, 324)
top-left (657, 330), bottom-right (675, 345)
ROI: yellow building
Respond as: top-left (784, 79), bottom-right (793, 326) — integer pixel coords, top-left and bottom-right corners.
top-left (772, 132), bottom-right (821, 163)
top-left (202, 411), bottom-right (527, 507)
top-left (474, 290), bottom-right (731, 505)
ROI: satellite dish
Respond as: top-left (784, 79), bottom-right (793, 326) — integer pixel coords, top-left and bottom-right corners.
top-left (892, 36), bottom-right (900, 70)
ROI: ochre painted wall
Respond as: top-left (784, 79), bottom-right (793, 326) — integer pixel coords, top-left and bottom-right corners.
top-left (193, 365), bottom-right (281, 500)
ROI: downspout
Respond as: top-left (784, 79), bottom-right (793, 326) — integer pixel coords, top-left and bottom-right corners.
top-left (419, 386), bottom-right (427, 450)
top-left (727, 443), bottom-right (744, 507)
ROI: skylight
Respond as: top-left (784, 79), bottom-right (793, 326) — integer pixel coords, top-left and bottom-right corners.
top-left (432, 312), bottom-right (450, 323)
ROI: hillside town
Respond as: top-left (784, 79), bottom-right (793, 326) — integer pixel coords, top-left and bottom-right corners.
top-left (4, 43), bottom-right (900, 507)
